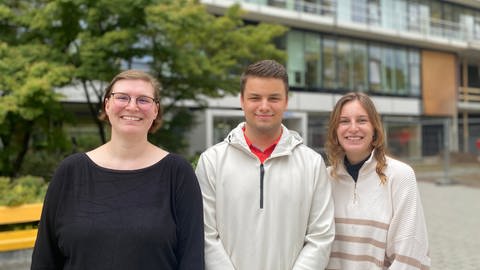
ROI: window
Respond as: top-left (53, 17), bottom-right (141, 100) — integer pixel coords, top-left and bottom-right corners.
top-left (283, 29), bottom-right (422, 96)
top-left (429, 1), bottom-right (442, 37)
top-left (395, 50), bottom-right (408, 95)
top-left (408, 50), bottom-right (420, 96)
top-left (468, 65), bottom-right (480, 88)
top-left (337, 39), bottom-right (352, 89)
top-left (367, 0), bottom-right (380, 25)
top-left (304, 33), bottom-right (322, 89)
top-left (369, 45), bottom-right (383, 92)
top-left (384, 47), bottom-right (395, 93)
top-left (352, 0), bottom-right (367, 23)
top-left (287, 31), bottom-right (305, 87)
top-left (322, 37), bottom-right (336, 89)
top-left (268, 0), bottom-right (286, 8)
top-left (352, 41), bottom-right (368, 92)
top-left (443, 5), bottom-right (461, 39)
top-left (321, 0), bottom-right (335, 16)
top-left (407, 2), bottom-right (429, 33)
top-left (474, 12), bottom-right (480, 40)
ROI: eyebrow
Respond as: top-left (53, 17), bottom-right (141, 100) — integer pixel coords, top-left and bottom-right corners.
top-left (246, 92), bottom-right (284, 97)
top-left (339, 115), bottom-right (369, 118)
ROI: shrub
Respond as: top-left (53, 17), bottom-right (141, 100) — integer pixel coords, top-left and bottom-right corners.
top-left (0, 176), bottom-right (48, 206)
top-left (19, 151), bottom-right (67, 182)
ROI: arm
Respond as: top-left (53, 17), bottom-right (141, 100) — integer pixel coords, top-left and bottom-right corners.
top-left (31, 164), bottom-right (66, 270)
top-left (293, 156), bottom-right (335, 270)
top-left (195, 153), bottom-right (236, 270)
top-left (175, 158), bottom-right (205, 270)
top-left (386, 165), bottom-right (431, 270)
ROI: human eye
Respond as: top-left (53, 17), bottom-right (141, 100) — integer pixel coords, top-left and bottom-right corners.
top-left (339, 118), bottom-right (350, 124)
top-left (358, 117), bottom-right (369, 123)
top-left (137, 96), bottom-right (153, 105)
top-left (269, 96), bottom-right (281, 102)
top-left (114, 93), bottom-right (130, 102)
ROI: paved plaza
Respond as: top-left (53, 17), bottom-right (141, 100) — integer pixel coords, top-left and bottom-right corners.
top-left (1, 177), bottom-right (479, 270)
top-left (419, 181), bottom-right (480, 270)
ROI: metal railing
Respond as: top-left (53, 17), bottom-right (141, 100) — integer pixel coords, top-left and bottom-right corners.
top-left (459, 87), bottom-right (480, 103)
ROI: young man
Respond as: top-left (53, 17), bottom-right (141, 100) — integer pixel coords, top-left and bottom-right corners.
top-left (195, 60), bottom-right (335, 270)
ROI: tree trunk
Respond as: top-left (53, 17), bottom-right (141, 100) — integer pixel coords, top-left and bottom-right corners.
top-left (12, 122), bottom-right (33, 178)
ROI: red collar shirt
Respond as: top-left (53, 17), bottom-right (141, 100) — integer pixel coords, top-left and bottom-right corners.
top-left (243, 128), bottom-right (282, 164)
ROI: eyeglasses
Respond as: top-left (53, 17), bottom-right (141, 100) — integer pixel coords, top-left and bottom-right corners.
top-left (109, 92), bottom-right (158, 110)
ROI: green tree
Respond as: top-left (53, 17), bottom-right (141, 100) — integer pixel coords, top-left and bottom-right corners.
top-left (144, 1), bottom-right (287, 151)
top-left (29, 0), bottom-right (150, 144)
top-left (0, 2), bottom-right (74, 177)
top-left (34, 0), bottom-right (286, 153)
top-left (0, 0), bottom-right (287, 176)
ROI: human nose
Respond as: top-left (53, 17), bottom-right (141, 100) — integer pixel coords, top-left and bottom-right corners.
top-left (125, 97), bottom-right (140, 109)
top-left (349, 121), bottom-right (359, 131)
top-left (258, 98), bottom-right (269, 111)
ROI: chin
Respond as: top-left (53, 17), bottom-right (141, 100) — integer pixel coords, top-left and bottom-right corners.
top-left (343, 145), bottom-right (369, 152)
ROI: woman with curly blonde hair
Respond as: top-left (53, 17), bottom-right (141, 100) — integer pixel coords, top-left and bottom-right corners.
top-left (325, 92), bottom-right (430, 270)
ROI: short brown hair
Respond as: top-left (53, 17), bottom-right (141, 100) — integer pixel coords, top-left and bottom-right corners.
top-left (98, 69), bottom-right (163, 133)
top-left (325, 92), bottom-right (388, 184)
top-left (240, 60), bottom-right (288, 96)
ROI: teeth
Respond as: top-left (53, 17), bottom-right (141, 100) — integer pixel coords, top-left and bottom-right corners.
top-left (122, 116), bottom-right (141, 121)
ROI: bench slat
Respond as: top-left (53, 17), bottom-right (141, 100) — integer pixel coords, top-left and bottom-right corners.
top-left (0, 229), bottom-right (38, 251)
top-left (0, 203), bottom-right (43, 225)
top-left (0, 203), bottom-right (42, 251)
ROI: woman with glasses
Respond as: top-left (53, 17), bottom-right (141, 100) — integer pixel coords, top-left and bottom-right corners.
top-left (31, 70), bottom-right (204, 270)
top-left (325, 92), bottom-right (430, 270)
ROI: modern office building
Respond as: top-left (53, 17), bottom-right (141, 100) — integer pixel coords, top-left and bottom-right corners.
top-left (188, 0), bottom-right (480, 160)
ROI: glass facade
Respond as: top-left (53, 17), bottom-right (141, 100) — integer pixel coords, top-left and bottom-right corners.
top-left (243, 0), bottom-right (480, 43)
top-left (235, 0), bottom-right (480, 98)
top-left (204, 0), bottom-right (480, 158)
top-left (286, 30), bottom-right (421, 96)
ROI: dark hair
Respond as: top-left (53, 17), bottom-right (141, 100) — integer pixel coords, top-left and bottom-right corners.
top-left (325, 92), bottom-right (387, 184)
top-left (98, 69), bottom-right (163, 133)
top-left (240, 60), bottom-right (288, 96)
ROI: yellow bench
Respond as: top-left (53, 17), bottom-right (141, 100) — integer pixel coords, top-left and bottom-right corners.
top-left (0, 203), bottom-right (42, 252)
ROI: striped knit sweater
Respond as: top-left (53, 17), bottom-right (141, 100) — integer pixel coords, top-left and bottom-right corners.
top-left (326, 154), bottom-right (431, 270)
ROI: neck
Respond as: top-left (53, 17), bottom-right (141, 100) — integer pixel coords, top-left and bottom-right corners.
top-left (108, 132), bottom-right (151, 159)
top-left (244, 125), bottom-right (282, 151)
top-left (345, 151), bottom-right (371, 165)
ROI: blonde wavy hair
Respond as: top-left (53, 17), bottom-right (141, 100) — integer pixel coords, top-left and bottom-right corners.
top-left (325, 92), bottom-right (387, 184)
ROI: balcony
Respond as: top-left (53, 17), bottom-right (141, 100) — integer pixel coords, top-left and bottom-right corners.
top-left (459, 87), bottom-right (480, 112)
top-left (202, 0), bottom-right (480, 53)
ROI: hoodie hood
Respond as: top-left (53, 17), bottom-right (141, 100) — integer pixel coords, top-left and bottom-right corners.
top-left (224, 122), bottom-right (303, 158)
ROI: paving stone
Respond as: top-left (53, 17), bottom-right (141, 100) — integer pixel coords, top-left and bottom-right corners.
top-left (418, 182), bottom-right (480, 270)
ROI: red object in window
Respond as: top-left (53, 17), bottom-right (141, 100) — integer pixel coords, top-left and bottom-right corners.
top-left (476, 138), bottom-right (480, 150)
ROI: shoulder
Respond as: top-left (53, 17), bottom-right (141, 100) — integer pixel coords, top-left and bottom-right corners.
top-left (198, 140), bottom-right (231, 161)
top-left (48, 153), bottom-right (88, 189)
top-left (162, 153), bottom-right (194, 170)
top-left (164, 154), bottom-right (201, 191)
top-left (385, 156), bottom-right (415, 175)
top-left (54, 153), bottom-right (89, 173)
top-left (61, 152), bottom-right (87, 165)
top-left (385, 156), bottom-right (418, 188)
top-left (295, 144), bottom-right (325, 162)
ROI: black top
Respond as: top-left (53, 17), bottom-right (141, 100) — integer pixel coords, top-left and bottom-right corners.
top-left (344, 154), bottom-right (370, 183)
top-left (31, 153), bottom-right (204, 270)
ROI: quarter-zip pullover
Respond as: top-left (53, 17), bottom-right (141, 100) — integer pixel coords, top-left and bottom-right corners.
top-left (327, 153), bottom-right (431, 270)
